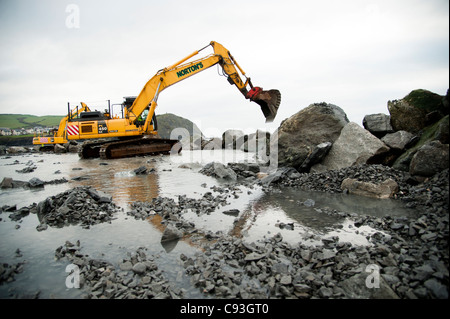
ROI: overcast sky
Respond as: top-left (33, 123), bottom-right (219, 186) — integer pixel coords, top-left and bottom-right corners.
top-left (0, 0), bottom-right (448, 136)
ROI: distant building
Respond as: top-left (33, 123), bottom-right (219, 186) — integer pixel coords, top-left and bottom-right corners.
top-left (0, 127), bottom-right (12, 136)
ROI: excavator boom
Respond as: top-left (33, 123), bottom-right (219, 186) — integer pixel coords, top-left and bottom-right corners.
top-left (71, 41), bottom-right (280, 159)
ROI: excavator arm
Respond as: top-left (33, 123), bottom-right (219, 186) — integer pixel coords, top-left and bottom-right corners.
top-left (127, 41), bottom-right (281, 130)
top-left (73, 41), bottom-right (280, 159)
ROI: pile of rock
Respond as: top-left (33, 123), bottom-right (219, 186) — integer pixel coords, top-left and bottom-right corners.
top-left (182, 221), bottom-right (447, 299)
top-left (274, 89), bottom-right (449, 178)
top-left (128, 192), bottom-right (230, 221)
top-left (35, 186), bottom-right (120, 231)
top-left (54, 241), bottom-right (184, 299)
top-left (0, 262), bottom-right (25, 285)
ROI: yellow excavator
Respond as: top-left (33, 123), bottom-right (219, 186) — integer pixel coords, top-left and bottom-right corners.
top-left (68, 41), bottom-right (281, 159)
top-left (32, 102), bottom-right (91, 150)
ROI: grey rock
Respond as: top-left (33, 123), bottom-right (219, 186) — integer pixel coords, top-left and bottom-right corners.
top-left (36, 223), bottom-right (48, 232)
top-left (222, 209), bottom-right (240, 216)
top-left (363, 113), bottom-right (394, 137)
top-left (381, 131), bottom-right (415, 150)
top-left (280, 275), bottom-right (292, 285)
top-left (298, 142), bottom-right (333, 172)
top-left (132, 262), bottom-right (147, 274)
top-left (1, 177), bottom-right (13, 189)
top-left (338, 272), bottom-right (399, 299)
top-left (318, 122), bottom-right (390, 171)
top-left (409, 140), bottom-right (449, 177)
top-left (119, 261), bottom-right (133, 271)
top-left (424, 278), bottom-right (448, 299)
top-left (29, 177), bottom-right (45, 188)
top-left (161, 224), bottom-right (183, 243)
top-left (260, 167), bottom-right (300, 185)
top-left (303, 199), bottom-right (315, 207)
top-left (199, 162), bottom-right (237, 181)
top-left (133, 166), bottom-right (148, 175)
top-left (244, 252), bottom-right (265, 261)
top-left (318, 286), bottom-right (333, 298)
top-left (318, 249), bottom-right (336, 261)
top-left (413, 264), bottom-right (434, 281)
top-left (271, 262), bottom-right (289, 275)
top-left (54, 144), bottom-right (66, 153)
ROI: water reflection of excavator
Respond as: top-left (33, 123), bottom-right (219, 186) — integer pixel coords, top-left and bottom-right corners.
top-left (66, 41), bottom-right (281, 159)
top-left (32, 102), bottom-right (91, 150)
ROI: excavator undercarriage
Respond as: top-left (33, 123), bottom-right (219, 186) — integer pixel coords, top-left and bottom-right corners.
top-left (79, 136), bottom-right (181, 159)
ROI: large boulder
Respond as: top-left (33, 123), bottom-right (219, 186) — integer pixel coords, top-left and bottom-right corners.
top-left (387, 89), bottom-right (448, 134)
top-left (317, 122), bottom-right (390, 171)
top-left (393, 115), bottom-right (449, 171)
top-left (272, 102), bottom-right (349, 170)
top-left (341, 178), bottom-right (399, 199)
top-left (54, 144), bottom-right (66, 153)
top-left (409, 140), bottom-right (449, 177)
top-left (362, 113), bottom-right (394, 138)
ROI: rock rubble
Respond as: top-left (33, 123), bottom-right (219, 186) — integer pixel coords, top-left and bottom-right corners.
top-left (33, 186), bottom-right (120, 230)
top-left (54, 241), bottom-right (184, 299)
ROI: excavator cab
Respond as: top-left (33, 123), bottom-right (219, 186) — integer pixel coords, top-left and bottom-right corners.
top-left (246, 87), bottom-right (281, 123)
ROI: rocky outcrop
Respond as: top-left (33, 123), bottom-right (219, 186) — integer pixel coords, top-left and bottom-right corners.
top-left (388, 89), bottom-right (448, 134)
top-left (269, 88), bottom-right (448, 177)
top-left (272, 102), bottom-right (349, 171)
top-left (393, 115), bottom-right (449, 172)
top-left (316, 122), bottom-right (390, 171)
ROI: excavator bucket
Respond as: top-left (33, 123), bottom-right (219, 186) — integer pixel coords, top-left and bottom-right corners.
top-left (247, 87), bottom-right (281, 123)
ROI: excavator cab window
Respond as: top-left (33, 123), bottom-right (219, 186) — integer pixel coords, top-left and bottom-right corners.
top-left (136, 108), bottom-right (149, 126)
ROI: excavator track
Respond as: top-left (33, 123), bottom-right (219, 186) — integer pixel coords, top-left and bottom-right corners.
top-left (79, 137), bottom-right (182, 159)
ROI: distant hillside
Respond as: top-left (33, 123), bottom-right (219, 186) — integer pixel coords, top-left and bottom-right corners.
top-left (0, 112), bottom-right (202, 141)
top-left (0, 114), bottom-right (63, 129)
top-left (156, 113), bottom-right (203, 139)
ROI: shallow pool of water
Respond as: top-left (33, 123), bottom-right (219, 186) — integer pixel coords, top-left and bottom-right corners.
top-left (0, 150), bottom-right (418, 298)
